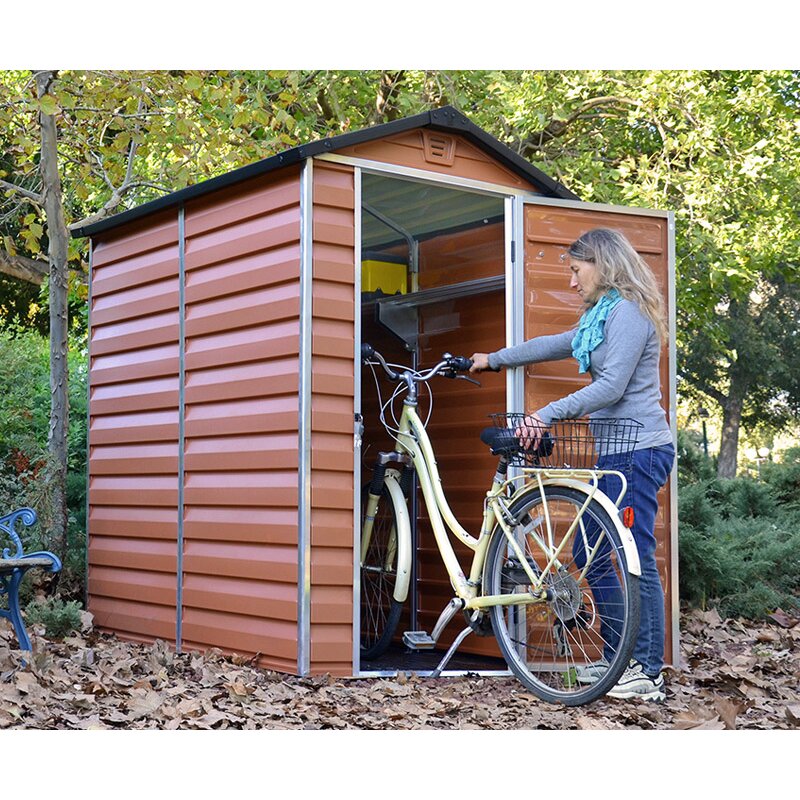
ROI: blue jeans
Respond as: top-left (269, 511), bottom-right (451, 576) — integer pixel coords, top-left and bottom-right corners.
top-left (573, 445), bottom-right (675, 677)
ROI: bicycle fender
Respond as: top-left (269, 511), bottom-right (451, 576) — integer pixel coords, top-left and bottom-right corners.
top-left (384, 472), bottom-right (413, 601)
top-left (515, 478), bottom-right (641, 577)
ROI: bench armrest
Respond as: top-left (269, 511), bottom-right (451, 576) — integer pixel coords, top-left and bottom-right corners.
top-left (0, 509), bottom-right (60, 572)
top-left (1, 507), bottom-right (37, 560)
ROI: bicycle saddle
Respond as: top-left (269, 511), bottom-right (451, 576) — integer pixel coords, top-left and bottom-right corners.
top-left (480, 427), bottom-right (554, 460)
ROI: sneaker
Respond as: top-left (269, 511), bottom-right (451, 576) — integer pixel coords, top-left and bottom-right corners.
top-left (606, 659), bottom-right (666, 702)
top-left (575, 658), bottom-right (609, 685)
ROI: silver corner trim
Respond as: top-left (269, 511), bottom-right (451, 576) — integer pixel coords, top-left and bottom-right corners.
top-left (667, 210), bottom-right (680, 664)
top-left (297, 159), bottom-right (314, 676)
top-left (176, 206), bottom-right (186, 654)
top-left (510, 195), bottom-right (526, 413)
top-left (353, 167), bottom-right (363, 675)
top-left (84, 240), bottom-right (93, 613)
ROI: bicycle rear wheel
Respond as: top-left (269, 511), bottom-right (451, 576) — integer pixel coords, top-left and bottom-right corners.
top-left (360, 481), bottom-right (404, 661)
top-left (485, 485), bottom-right (640, 705)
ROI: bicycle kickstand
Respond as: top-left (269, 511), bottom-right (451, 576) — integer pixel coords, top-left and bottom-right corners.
top-left (427, 598), bottom-right (474, 677)
top-left (431, 625), bottom-right (474, 677)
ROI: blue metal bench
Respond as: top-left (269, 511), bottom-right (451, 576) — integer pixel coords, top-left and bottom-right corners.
top-left (0, 508), bottom-right (62, 651)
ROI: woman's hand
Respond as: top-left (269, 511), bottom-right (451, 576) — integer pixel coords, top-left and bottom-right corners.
top-left (469, 353), bottom-right (491, 373)
top-left (515, 412), bottom-right (546, 452)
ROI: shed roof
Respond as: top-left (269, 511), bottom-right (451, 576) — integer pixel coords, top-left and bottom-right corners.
top-left (72, 105), bottom-right (579, 239)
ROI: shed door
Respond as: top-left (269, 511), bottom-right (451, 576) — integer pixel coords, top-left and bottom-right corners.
top-left (519, 200), bottom-right (677, 664)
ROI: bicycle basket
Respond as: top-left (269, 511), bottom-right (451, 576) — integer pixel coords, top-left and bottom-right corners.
top-left (487, 414), bottom-right (643, 468)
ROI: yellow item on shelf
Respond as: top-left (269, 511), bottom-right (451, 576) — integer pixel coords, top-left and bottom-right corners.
top-left (362, 258), bottom-right (407, 295)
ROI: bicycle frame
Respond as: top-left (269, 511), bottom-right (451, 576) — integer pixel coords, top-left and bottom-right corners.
top-left (365, 395), bottom-right (641, 617)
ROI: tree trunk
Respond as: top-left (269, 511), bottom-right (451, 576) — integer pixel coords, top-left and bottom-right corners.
top-left (36, 70), bottom-right (70, 559)
top-left (717, 395), bottom-right (743, 479)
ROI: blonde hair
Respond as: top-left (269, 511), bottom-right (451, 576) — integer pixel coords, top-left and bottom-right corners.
top-left (568, 228), bottom-right (668, 344)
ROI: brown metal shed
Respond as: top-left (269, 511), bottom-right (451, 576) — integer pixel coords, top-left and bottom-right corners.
top-left (74, 106), bottom-right (678, 678)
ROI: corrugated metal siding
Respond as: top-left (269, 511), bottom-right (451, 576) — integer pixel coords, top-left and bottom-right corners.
top-left (309, 162), bottom-right (356, 675)
top-left (88, 212), bottom-right (180, 642)
top-left (337, 131), bottom-right (540, 190)
top-left (180, 169), bottom-right (302, 673)
top-left (522, 205), bottom-right (676, 664)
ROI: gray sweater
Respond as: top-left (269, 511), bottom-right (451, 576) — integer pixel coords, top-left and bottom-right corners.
top-left (488, 299), bottom-right (673, 450)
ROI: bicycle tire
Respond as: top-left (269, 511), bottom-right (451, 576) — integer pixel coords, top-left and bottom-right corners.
top-left (485, 485), bottom-right (640, 706)
top-left (360, 481), bottom-right (404, 661)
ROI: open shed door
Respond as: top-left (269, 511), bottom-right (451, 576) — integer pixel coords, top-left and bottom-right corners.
top-left (518, 200), bottom-right (678, 665)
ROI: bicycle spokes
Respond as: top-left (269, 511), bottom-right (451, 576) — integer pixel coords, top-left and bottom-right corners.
top-left (487, 486), bottom-right (639, 704)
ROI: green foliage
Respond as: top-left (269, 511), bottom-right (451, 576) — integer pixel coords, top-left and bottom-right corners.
top-left (760, 447), bottom-right (800, 510)
top-left (677, 428), bottom-right (716, 485)
top-left (709, 478), bottom-right (777, 519)
top-left (679, 466), bottom-right (800, 619)
top-left (678, 481), bottom-right (718, 531)
top-left (24, 596), bottom-right (82, 639)
top-left (0, 327), bottom-right (87, 597)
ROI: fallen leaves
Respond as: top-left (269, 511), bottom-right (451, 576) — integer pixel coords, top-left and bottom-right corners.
top-left (0, 607), bottom-right (797, 730)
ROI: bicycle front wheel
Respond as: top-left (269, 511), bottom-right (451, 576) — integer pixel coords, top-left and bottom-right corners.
top-left (485, 485), bottom-right (640, 705)
top-left (360, 481), bottom-right (404, 661)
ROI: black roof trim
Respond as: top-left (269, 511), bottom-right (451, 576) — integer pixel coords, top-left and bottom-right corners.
top-left (72, 106), bottom-right (579, 239)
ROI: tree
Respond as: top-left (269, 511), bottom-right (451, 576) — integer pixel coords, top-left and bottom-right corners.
top-left (679, 270), bottom-right (800, 477)
top-left (0, 70), bottom-right (71, 556)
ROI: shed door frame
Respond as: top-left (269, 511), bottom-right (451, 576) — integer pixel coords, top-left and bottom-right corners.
top-left (316, 153), bottom-right (677, 675)
top-left (337, 156), bottom-right (518, 677)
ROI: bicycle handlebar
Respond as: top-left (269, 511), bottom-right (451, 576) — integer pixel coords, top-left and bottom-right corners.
top-left (361, 343), bottom-right (473, 384)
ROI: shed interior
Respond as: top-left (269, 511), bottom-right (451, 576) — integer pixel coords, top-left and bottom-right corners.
top-left (358, 173), bottom-right (509, 673)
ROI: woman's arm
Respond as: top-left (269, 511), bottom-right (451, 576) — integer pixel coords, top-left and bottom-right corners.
top-left (536, 302), bottom-right (650, 423)
top-left (470, 329), bottom-right (576, 372)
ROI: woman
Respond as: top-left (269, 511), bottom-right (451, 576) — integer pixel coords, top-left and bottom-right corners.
top-left (470, 227), bottom-right (675, 702)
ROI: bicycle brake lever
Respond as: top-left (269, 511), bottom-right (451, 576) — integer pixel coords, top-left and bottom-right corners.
top-left (454, 374), bottom-right (481, 387)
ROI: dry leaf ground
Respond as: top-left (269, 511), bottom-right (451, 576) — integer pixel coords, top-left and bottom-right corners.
top-left (1, 607), bottom-right (797, 730)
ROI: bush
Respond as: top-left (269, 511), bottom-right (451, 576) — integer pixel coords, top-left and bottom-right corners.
top-left (708, 477), bottom-right (776, 519)
top-left (761, 446), bottom-right (800, 509)
top-left (678, 472), bottom-right (800, 619)
top-left (0, 327), bottom-right (87, 601)
top-left (677, 428), bottom-right (716, 485)
top-left (24, 596), bottom-right (83, 639)
top-left (678, 480), bottom-right (718, 530)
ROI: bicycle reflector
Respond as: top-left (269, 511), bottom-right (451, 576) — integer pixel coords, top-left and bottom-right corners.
top-left (622, 506), bottom-right (635, 528)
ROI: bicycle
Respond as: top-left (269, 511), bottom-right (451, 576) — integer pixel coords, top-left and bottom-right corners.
top-left (359, 343), bottom-right (643, 706)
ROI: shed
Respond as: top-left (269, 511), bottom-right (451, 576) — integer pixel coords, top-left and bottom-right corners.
top-left (74, 106), bottom-right (677, 678)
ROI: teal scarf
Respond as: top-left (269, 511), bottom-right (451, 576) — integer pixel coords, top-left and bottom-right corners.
top-left (571, 289), bottom-right (622, 373)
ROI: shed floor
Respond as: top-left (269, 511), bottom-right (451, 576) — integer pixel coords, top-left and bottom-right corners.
top-left (361, 643), bottom-right (507, 675)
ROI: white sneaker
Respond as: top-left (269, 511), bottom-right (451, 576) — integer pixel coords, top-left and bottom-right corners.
top-left (575, 658), bottom-right (609, 685)
top-left (606, 659), bottom-right (666, 702)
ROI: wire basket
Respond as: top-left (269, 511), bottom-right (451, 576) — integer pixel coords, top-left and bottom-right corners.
top-left (487, 414), bottom-right (643, 469)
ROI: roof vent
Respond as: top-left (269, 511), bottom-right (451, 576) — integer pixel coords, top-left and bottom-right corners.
top-left (422, 131), bottom-right (456, 166)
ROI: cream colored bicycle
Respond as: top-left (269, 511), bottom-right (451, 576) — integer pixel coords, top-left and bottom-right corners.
top-left (359, 344), bottom-right (643, 706)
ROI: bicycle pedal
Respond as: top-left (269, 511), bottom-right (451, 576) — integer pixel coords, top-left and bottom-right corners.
top-left (403, 631), bottom-right (436, 650)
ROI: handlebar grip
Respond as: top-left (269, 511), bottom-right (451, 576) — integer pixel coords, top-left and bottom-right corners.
top-left (448, 356), bottom-right (473, 372)
top-left (361, 343), bottom-right (375, 361)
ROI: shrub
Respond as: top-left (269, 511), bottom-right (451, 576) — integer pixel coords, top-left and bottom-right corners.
top-left (677, 428), bottom-right (715, 485)
top-left (761, 446), bottom-right (800, 509)
top-left (0, 328), bottom-right (87, 601)
top-left (24, 596), bottom-right (83, 639)
top-left (678, 480), bottom-right (718, 530)
top-left (709, 477), bottom-right (776, 519)
top-left (678, 481), bottom-right (800, 619)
